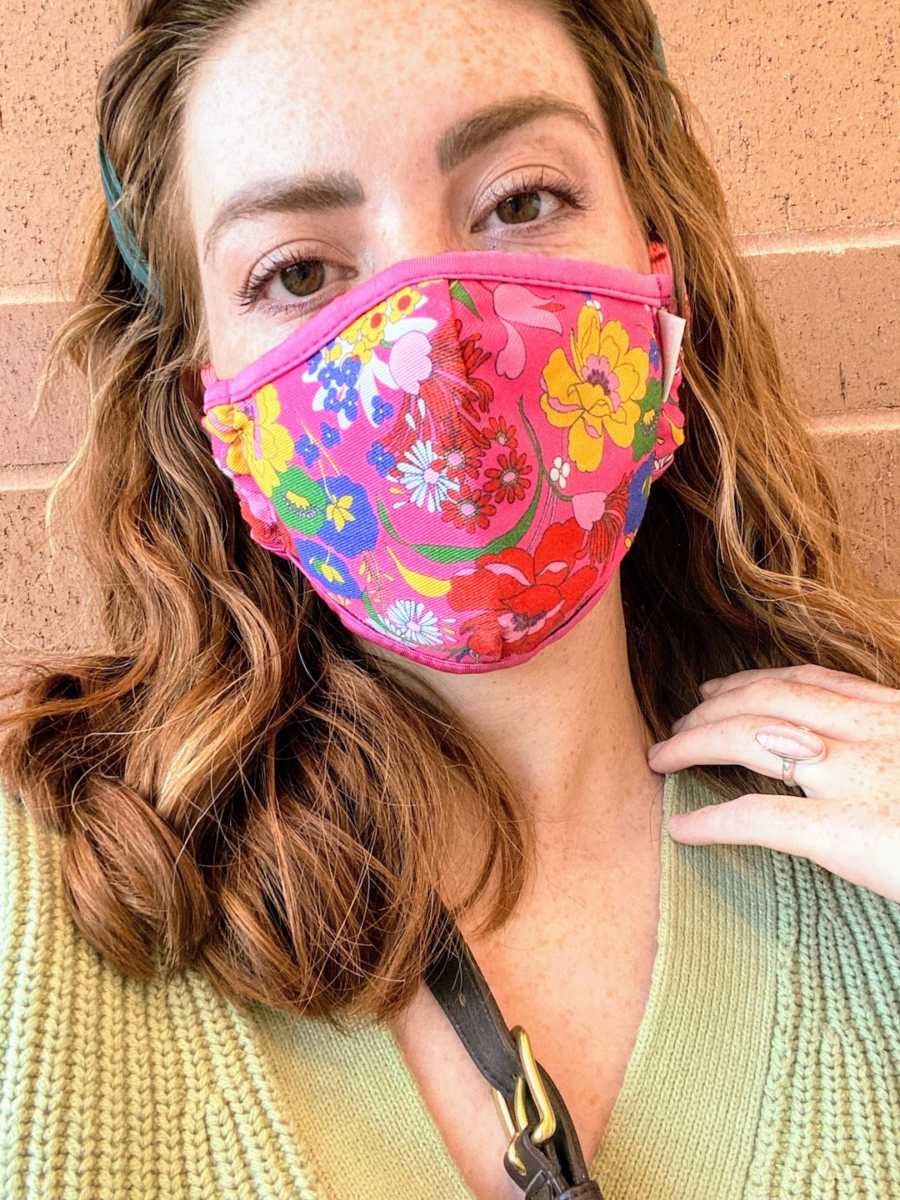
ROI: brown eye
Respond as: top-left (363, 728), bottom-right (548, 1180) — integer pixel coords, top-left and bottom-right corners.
top-left (235, 250), bottom-right (344, 314)
top-left (280, 259), bottom-right (326, 298)
top-left (494, 190), bottom-right (544, 225)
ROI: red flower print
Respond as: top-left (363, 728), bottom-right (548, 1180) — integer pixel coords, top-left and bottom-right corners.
top-left (441, 483), bottom-right (497, 532)
top-left (456, 321), bottom-right (495, 420)
top-left (447, 517), bottom-right (597, 661)
top-left (432, 416), bottom-right (488, 481)
top-left (483, 449), bottom-right (533, 504)
top-left (238, 494), bottom-right (295, 558)
top-left (571, 474), bottom-right (629, 566)
top-left (483, 416), bottom-right (518, 449)
top-left (380, 316), bottom-right (494, 459)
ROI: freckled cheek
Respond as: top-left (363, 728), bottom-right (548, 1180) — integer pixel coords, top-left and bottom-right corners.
top-left (203, 300), bottom-right (275, 379)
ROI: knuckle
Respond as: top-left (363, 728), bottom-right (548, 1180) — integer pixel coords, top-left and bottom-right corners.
top-left (745, 677), bottom-right (778, 702)
top-left (793, 662), bottom-right (830, 686)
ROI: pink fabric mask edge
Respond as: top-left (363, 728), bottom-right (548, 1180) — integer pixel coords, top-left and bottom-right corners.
top-left (201, 247), bottom-right (677, 406)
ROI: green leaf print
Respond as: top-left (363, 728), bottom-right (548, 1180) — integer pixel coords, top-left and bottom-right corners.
top-left (271, 465), bottom-right (328, 536)
top-left (631, 377), bottom-right (662, 461)
top-left (449, 280), bottom-right (481, 318)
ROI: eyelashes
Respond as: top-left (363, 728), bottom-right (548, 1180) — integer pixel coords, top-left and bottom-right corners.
top-left (233, 248), bottom-right (334, 314)
top-left (470, 165), bottom-right (589, 232)
top-left (232, 167), bottom-right (591, 316)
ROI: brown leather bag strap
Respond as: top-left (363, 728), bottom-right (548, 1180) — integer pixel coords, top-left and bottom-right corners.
top-left (423, 900), bottom-right (605, 1200)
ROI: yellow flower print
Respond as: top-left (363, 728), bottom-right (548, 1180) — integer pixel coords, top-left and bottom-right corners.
top-left (325, 493), bottom-right (356, 534)
top-left (319, 559), bottom-right (346, 586)
top-left (385, 286), bottom-right (424, 324)
top-left (539, 306), bottom-right (649, 472)
top-left (341, 287), bottom-right (424, 364)
top-left (342, 302), bottom-right (390, 364)
top-left (201, 382), bottom-right (294, 496)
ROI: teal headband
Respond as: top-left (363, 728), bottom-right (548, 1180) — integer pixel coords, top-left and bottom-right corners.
top-left (99, 7), bottom-right (670, 305)
top-left (97, 135), bottom-right (164, 303)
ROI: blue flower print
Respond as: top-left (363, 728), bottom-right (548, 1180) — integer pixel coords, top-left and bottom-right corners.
top-left (306, 350), bottom-right (362, 427)
top-left (322, 357), bottom-right (361, 423)
top-left (320, 422), bottom-right (341, 448)
top-left (625, 456), bottom-right (654, 533)
top-left (295, 433), bottom-right (321, 467)
top-left (293, 539), bottom-right (362, 600)
top-left (649, 336), bottom-right (661, 373)
top-left (307, 348), bottom-right (327, 375)
top-left (371, 394), bottom-right (394, 426)
top-left (317, 474), bottom-right (378, 556)
top-left (367, 441), bottom-right (397, 477)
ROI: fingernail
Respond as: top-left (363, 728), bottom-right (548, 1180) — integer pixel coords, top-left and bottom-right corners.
top-left (755, 725), bottom-right (824, 759)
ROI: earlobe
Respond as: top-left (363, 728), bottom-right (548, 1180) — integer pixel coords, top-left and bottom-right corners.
top-left (199, 361), bottom-right (218, 388)
top-left (180, 364), bottom-right (208, 419)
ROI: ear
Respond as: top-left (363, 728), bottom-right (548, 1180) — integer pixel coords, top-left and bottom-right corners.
top-left (180, 364), bottom-right (207, 422)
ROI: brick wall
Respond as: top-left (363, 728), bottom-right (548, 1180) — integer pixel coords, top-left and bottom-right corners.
top-left (2, 1), bottom-right (897, 668)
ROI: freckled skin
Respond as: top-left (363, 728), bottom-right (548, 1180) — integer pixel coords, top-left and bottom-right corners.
top-left (183, 0), bottom-right (669, 868)
top-left (183, 0), bottom-right (684, 1137)
top-left (181, 0), bottom-right (652, 377)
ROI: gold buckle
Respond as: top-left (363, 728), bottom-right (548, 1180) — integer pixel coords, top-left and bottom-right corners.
top-left (491, 1024), bottom-right (558, 1176)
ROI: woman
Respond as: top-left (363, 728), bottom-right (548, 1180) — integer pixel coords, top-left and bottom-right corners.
top-left (2, 1), bottom-right (899, 1197)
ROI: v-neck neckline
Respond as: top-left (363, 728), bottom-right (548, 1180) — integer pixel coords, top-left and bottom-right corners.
top-left (248, 765), bottom-right (778, 1200)
top-left (372, 768), bottom-right (679, 1196)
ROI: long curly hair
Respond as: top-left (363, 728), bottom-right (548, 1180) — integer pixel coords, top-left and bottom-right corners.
top-left (2, 0), bottom-right (898, 1027)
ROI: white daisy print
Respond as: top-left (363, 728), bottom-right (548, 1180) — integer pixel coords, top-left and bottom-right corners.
top-left (385, 599), bottom-right (444, 647)
top-left (395, 439), bottom-right (457, 512)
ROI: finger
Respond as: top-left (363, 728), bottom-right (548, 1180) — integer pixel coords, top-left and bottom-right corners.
top-left (701, 663), bottom-right (900, 705)
top-left (667, 790), bottom-right (900, 900)
top-left (666, 791), bottom-right (832, 860)
top-left (648, 713), bottom-right (841, 794)
top-left (676, 677), bottom-right (893, 743)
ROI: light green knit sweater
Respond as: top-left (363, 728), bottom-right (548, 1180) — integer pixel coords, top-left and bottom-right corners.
top-left (2, 766), bottom-right (899, 1199)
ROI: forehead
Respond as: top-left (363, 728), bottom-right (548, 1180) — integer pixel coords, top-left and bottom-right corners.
top-left (181, 0), bottom-right (603, 222)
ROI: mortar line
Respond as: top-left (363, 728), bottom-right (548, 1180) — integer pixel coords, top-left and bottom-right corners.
top-left (736, 225), bottom-right (900, 257)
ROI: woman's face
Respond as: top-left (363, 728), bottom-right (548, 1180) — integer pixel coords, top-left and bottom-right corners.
top-left (183, 0), bottom-right (652, 379)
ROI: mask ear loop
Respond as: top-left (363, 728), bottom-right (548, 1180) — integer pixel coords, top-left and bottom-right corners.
top-left (97, 135), bottom-right (163, 306)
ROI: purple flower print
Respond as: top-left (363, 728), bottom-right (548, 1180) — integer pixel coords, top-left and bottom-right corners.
top-left (582, 354), bottom-right (622, 411)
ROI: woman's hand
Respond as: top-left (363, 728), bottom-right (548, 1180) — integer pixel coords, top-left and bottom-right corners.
top-left (646, 663), bottom-right (900, 904)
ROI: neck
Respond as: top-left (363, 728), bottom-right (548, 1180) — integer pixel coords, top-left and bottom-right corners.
top-left (370, 572), bottom-right (664, 890)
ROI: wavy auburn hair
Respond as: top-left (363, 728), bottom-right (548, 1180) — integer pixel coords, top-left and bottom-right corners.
top-left (1, 0), bottom-right (898, 1027)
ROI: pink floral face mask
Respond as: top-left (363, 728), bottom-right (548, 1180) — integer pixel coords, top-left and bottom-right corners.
top-left (199, 244), bottom-right (688, 673)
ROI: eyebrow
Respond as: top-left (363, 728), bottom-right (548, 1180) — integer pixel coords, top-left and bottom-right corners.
top-left (202, 93), bottom-right (604, 263)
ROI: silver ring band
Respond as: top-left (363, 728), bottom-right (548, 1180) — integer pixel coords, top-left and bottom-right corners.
top-left (778, 724), bottom-right (826, 786)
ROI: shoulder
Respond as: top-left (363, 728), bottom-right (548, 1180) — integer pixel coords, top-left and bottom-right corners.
top-left (0, 783), bottom-right (83, 1052)
top-left (668, 765), bottom-right (900, 998)
top-left (0, 784), bottom-right (324, 1197)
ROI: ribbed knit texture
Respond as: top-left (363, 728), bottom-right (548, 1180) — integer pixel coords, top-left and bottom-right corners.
top-left (2, 767), bottom-right (899, 1199)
